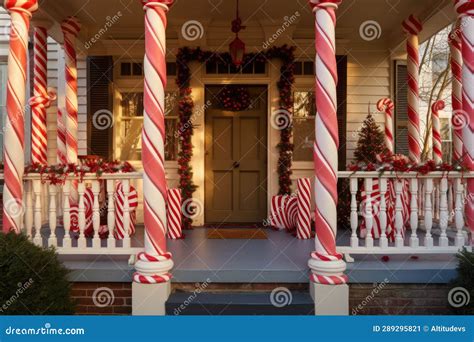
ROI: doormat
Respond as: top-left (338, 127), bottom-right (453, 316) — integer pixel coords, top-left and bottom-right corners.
top-left (207, 228), bottom-right (267, 240)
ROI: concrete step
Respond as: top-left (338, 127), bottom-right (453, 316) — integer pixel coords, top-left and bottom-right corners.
top-left (166, 291), bottom-right (314, 315)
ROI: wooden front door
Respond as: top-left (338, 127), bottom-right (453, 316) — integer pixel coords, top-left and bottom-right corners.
top-left (205, 85), bottom-right (267, 224)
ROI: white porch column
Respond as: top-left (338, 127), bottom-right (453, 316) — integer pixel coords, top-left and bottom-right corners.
top-left (2, 0), bottom-right (38, 233)
top-left (29, 20), bottom-right (55, 165)
top-left (133, 0), bottom-right (174, 316)
top-left (402, 15), bottom-right (423, 164)
top-left (455, 0), bottom-right (474, 243)
top-left (308, 0), bottom-right (348, 315)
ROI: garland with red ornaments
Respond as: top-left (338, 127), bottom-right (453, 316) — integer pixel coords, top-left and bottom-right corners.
top-left (218, 85), bottom-right (251, 111)
top-left (24, 160), bottom-right (135, 185)
top-left (176, 46), bottom-right (295, 229)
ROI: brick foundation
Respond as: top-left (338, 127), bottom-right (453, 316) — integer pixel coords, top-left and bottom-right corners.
top-left (72, 282), bottom-right (453, 315)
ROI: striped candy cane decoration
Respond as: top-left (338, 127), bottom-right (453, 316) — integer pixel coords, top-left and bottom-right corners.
top-left (57, 108), bottom-right (67, 164)
top-left (3, 0), bottom-right (38, 233)
top-left (270, 195), bottom-right (287, 230)
top-left (431, 100), bottom-right (445, 164)
top-left (285, 196), bottom-right (298, 232)
top-left (455, 0), bottom-right (474, 243)
top-left (309, 0), bottom-right (347, 285)
top-left (134, 0), bottom-right (174, 284)
top-left (296, 178), bottom-right (312, 239)
top-left (166, 189), bottom-right (183, 239)
top-left (402, 15), bottom-right (423, 164)
top-left (376, 98), bottom-right (394, 153)
top-left (449, 25), bottom-right (464, 163)
top-left (30, 24), bottom-right (55, 165)
top-left (114, 182), bottom-right (138, 240)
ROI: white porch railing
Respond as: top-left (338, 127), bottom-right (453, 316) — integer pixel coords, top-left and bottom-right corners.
top-left (337, 171), bottom-right (473, 259)
top-left (22, 172), bottom-right (144, 255)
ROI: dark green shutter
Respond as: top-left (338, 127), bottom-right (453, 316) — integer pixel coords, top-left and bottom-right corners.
top-left (336, 55), bottom-right (347, 170)
top-left (394, 62), bottom-right (408, 155)
top-left (87, 56), bottom-right (113, 159)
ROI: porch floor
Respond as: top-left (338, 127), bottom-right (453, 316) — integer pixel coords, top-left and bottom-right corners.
top-left (60, 227), bottom-right (460, 284)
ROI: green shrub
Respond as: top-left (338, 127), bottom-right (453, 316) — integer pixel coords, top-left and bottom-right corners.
top-left (0, 232), bottom-right (75, 315)
top-left (450, 249), bottom-right (474, 315)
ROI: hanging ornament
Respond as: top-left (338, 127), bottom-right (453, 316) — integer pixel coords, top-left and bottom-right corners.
top-left (229, 0), bottom-right (246, 66)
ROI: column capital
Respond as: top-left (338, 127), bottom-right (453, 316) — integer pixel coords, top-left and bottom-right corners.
top-left (454, 0), bottom-right (474, 17)
top-left (402, 15), bottom-right (423, 35)
top-left (61, 16), bottom-right (81, 37)
top-left (141, 0), bottom-right (174, 11)
top-left (308, 0), bottom-right (341, 12)
top-left (4, 0), bottom-right (38, 16)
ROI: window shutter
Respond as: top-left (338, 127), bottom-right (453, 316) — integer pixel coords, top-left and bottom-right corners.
top-left (336, 55), bottom-right (347, 170)
top-left (87, 56), bottom-right (113, 159)
top-left (394, 61), bottom-right (408, 155)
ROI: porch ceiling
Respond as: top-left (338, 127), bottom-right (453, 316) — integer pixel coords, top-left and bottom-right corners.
top-left (35, 0), bottom-right (454, 50)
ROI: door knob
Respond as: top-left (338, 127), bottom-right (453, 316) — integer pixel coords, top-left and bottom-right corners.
top-left (232, 161), bottom-right (240, 168)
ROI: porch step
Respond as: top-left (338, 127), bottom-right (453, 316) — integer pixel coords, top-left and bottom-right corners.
top-left (166, 291), bottom-right (314, 315)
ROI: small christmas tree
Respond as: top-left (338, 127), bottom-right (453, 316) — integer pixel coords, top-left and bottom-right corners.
top-left (354, 111), bottom-right (387, 163)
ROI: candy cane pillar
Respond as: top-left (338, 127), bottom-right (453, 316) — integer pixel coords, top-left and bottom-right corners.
top-left (308, 0), bottom-right (348, 315)
top-left (133, 0), bottom-right (174, 316)
top-left (449, 25), bottom-right (464, 164)
top-left (3, 0), bottom-right (38, 233)
top-left (455, 0), bottom-right (474, 244)
top-left (29, 21), bottom-right (55, 165)
top-left (431, 100), bottom-right (445, 164)
top-left (402, 15), bottom-right (423, 164)
top-left (377, 98), bottom-right (394, 153)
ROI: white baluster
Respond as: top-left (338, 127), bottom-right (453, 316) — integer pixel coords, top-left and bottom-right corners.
top-left (433, 180), bottom-right (440, 220)
top-left (409, 178), bottom-right (419, 247)
top-left (447, 180), bottom-right (454, 224)
top-left (91, 180), bottom-right (101, 248)
top-left (25, 180), bottom-right (33, 240)
top-left (77, 182), bottom-right (86, 249)
top-left (424, 178), bottom-right (434, 247)
top-left (379, 178), bottom-right (388, 248)
top-left (32, 179), bottom-right (42, 246)
top-left (63, 180), bottom-right (72, 248)
top-left (364, 178), bottom-right (374, 248)
top-left (395, 179), bottom-right (404, 248)
top-left (350, 177), bottom-right (359, 247)
top-left (439, 177), bottom-right (449, 247)
top-left (418, 181), bottom-right (424, 218)
top-left (122, 179), bottom-right (131, 249)
top-left (48, 184), bottom-right (58, 247)
top-left (107, 179), bottom-right (116, 248)
top-left (454, 178), bottom-right (465, 246)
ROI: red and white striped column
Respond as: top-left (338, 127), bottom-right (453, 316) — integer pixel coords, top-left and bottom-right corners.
top-left (402, 15), bottom-right (423, 164)
top-left (431, 100), bottom-right (445, 164)
top-left (57, 108), bottom-right (67, 164)
top-left (377, 98), bottom-right (394, 153)
top-left (308, 0), bottom-right (347, 286)
top-left (455, 0), bottom-right (474, 244)
top-left (29, 21), bottom-right (55, 165)
top-left (133, 0), bottom-right (174, 285)
top-left (449, 25), bottom-right (464, 164)
top-left (3, 0), bottom-right (38, 233)
top-left (60, 16), bottom-right (80, 166)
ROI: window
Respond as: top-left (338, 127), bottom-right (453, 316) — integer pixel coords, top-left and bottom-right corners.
top-left (292, 90), bottom-right (315, 161)
top-left (120, 62), bottom-right (143, 76)
top-left (205, 60), bottom-right (266, 75)
top-left (0, 62), bottom-right (7, 161)
top-left (117, 91), bottom-right (179, 161)
top-left (440, 117), bottom-right (452, 162)
top-left (293, 61), bottom-right (314, 76)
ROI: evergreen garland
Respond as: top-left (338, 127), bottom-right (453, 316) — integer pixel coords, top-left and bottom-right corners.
top-left (176, 46), bottom-right (295, 228)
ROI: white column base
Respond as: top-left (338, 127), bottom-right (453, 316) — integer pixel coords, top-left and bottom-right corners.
top-left (310, 282), bottom-right (349, 316)
top-left (132, 281), bottom-right (171, 316)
